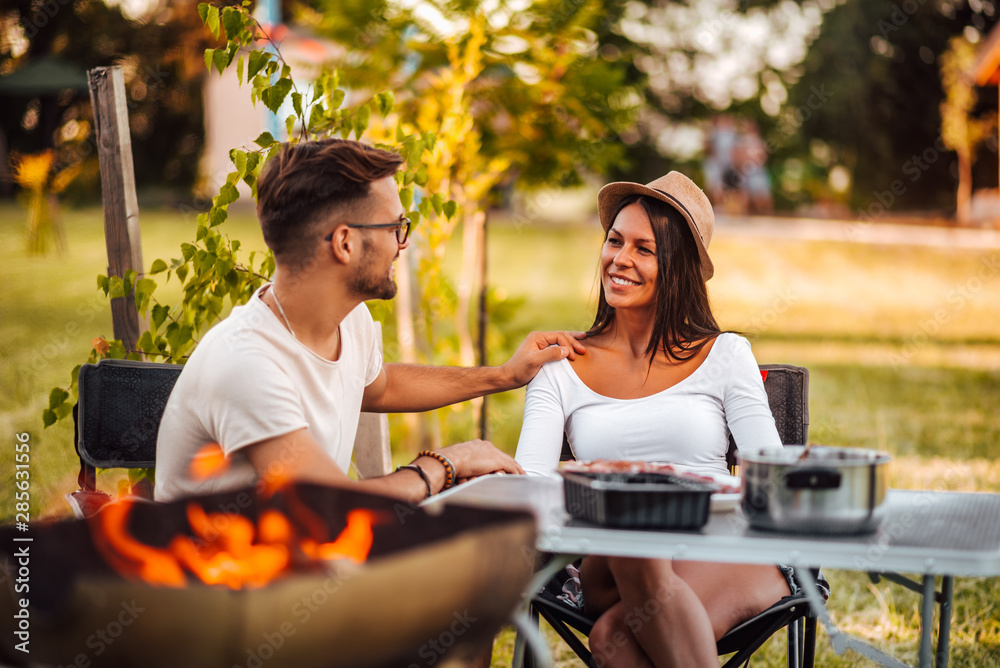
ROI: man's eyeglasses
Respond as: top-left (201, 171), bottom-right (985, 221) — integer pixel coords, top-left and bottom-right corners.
top-left (325, 216), bottom-right (411, 244)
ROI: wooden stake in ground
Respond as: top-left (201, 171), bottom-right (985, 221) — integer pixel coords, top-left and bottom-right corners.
top-left (88, 65), bottom-right (145, 351)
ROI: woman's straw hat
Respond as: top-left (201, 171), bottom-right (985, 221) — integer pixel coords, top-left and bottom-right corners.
top-left (597, 172), bottom-right (715, 280)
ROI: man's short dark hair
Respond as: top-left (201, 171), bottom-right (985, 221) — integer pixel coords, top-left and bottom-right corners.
top-left (256, 139), bottom-right (404, 268)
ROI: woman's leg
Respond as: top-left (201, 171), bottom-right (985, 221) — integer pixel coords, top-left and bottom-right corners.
top-left (582, 557), bottom-right (792, 667)
top-left (582, 557), bottom-right (656, 667)
top-left (605, 557), bottom-right (718, 667)
top-left (588, 601), bottom-right (655, 668)
top-left (672, 561), bottom-right (792, 641)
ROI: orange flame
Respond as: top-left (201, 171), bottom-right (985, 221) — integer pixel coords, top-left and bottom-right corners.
top-left (189, 443), bottom-right (229, 481)
top-left (300, 509), bottom-right (377, 564)
top-left (90, 497), bottom-right (380, 589)
top-left (91, 501), bottom-right (187, 587)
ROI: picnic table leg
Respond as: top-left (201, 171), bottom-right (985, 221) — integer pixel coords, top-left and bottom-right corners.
top-left (936, 576), bottom-right (954, 668)
top-left (918, 575), bottom-right (935, 668)
top-left (796, 565), bottom-right (909, 668)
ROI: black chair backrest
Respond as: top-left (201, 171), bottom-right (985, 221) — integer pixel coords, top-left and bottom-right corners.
top-left (558, 363), bottom-right (810, 466)
top-left (75, 359), bottom-right (182, 472)
top-left (726, 364), bottom-right (809, 470)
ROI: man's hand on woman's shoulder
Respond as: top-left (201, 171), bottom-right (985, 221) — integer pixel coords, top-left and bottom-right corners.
top-left (502, 331), bottom-right (587, 387)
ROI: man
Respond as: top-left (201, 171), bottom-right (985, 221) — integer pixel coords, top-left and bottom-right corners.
top-left (155, 138), bottom-right (585, 503)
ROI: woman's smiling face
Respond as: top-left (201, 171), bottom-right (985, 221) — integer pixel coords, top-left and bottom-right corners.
top-left (601, 202), bottom-right (659, 312)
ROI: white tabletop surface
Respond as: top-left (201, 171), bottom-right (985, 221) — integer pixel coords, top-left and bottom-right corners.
top-left (429, 475), bottom-right (1000, 577)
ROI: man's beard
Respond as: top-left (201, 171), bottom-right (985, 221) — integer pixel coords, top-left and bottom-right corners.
top-left (349, 237), bottom-right (398, 300)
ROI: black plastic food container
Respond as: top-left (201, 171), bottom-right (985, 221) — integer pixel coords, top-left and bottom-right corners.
top-left (561, 471), bottom-right (716, 529)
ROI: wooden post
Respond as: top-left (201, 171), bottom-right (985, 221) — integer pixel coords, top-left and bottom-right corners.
top-left (477, 212), bottom-right (488, 441)
top-left (88, 66), bottom-right (144, 351)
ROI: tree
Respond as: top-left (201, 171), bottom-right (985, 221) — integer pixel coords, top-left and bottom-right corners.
top-left (940, 36), bottom-right (995, 225)
top-left (290, 0), bottom-right (640, 445)
top-left (1, 0), bottom-right (212, 199)
top-left (43, 3), bottom-right (451, 445)
top-left (781, 0), bottom-right (999, 214)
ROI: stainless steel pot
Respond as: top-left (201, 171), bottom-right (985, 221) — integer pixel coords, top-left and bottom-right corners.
top-left (738, 445), bottom-right (891, 535)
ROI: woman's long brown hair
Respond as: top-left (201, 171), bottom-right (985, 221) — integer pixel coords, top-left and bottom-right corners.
top-left (587, 194), bottom-right (722, 363)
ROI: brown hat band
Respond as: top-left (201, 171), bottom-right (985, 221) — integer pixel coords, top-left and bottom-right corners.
top-left (650, 187), bottom-right (706, 245)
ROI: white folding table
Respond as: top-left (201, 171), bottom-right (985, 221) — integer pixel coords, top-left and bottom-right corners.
top-left (429, 475), bottom-right (1000, 668)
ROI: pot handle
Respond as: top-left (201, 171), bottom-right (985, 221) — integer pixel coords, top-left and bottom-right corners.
top-left (784, 468), bottom-right (842, 490)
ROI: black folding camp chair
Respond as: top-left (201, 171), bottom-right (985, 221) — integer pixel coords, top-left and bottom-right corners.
top-left (67, 358), bottom-right (182, 517)
top-left (523, 364), bottom-right (825, 668)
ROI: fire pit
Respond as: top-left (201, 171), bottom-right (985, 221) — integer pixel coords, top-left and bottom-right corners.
top-left (0, 483), bottom-right (536, 668)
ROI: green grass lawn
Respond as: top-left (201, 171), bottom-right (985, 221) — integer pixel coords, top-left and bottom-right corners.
top-left (1, 202), bottom-right (999, 666)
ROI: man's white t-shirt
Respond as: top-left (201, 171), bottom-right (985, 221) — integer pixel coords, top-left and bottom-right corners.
top-left (514, 333), bottom-right (781, 478)
top-left (154, 285), bottom-right (383, 501)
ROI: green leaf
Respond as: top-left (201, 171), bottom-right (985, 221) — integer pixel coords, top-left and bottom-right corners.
top-left (181, 243), bottom-right (196, 261)
top-left (198, 3), bottom-right (210, 25)
top-left (204, 48), bottom-right (216, 73)
top-left (212, 48), bottom-right (228, 75)
top-left (430, 193), bottom-right (445, 216)
top-left (42, 408), bottom-right (56, 428)
top-left (150, 259), bottom-right (168, 274)
top-left (205, 4), bottom-right (220, 38)
top-left (215, 182), bottom-right (239, 207)
top-left (292, 91), bottom-right (303, 118)
top-left (176, 264), bottom-right (189, 283)
top-left (330, 89), bottom-right (345, 109)
top-left (399, 186), bottom-right (414, 211)
top-left (375, 91), bottom-right (394, 116)
top-left (49, 387), bottom-right (68, 410)
top-left (108, 340), bottom-right (127, 359)
top-left (138, 330), bottom-right (154, 353)
top-left (108, 276), bottom-right (125, 299)
top-left (254, 131), bottom-right (275, 148)
top-left (354, 103), bottom-right (371, 138)
top-left (247, 50), bottom-right (270, 80)
top-left (415, 165), bottom-right (429, 187)
top-left (97, 274), bottom-right (110, 295)
top-left (136, 277), bottom-right (157, 297)
top-left (221, 6), bottom-right (242, 39)
top-left (443, 200), bottom-right (458, 219)
top-left (244, 151), bottom-right (260, 175)
top-left (235, 54), bottom-right (244, 85)
top-left (55, 402), bottom-right (73, 420)
top-left (308, 106), bottom-right (327, 133)
top-left (209, 207), bottom-right (228, 227)
top-left (261, 78), bottom-right (293, 115)
top-left (123, 269), bottom-right (137, 296)
top-left (233, 149), bottom-right (247, 180)
top-left (135, 283), bottom-right (153, 312)
top-left (151, 304), bottom-right (168, 330)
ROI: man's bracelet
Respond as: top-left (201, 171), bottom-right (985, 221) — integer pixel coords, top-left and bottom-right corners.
top-left (418, 450), bottom-right (456, 490)
top-left (396, 464), bottom-right (432, 500)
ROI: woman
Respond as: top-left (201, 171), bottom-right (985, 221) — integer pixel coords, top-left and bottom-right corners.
top-left (514, 171), bottom-right (795, 667)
